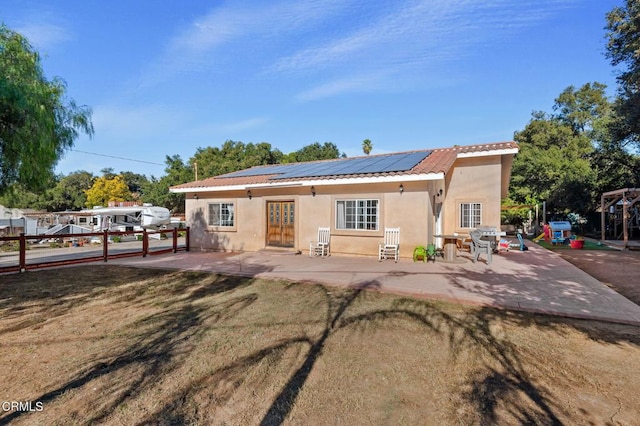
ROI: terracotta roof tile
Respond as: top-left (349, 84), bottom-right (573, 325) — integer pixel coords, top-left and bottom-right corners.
top-left (171, 141), bottom-right (517, 191)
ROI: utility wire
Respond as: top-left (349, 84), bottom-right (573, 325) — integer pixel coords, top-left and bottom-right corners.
top-left (70, 149), bottom-right (164, 166)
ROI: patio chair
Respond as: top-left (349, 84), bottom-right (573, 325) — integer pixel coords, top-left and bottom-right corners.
top-left (470, 229), bottom-right (492, 265)
top-left (413, 246), bottom-right (427, 263)
top-left (426, 243), bottom-right (437, 263)
top-left (379, 227), bottom-right (400, 262)
top-left (309, 227), bottom-right (330, 258)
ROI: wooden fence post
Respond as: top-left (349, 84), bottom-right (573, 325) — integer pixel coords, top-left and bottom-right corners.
top-left (143, 230), bottom-right (148, 257)
top-left (172, 228), bottom-right (178, 253)
top-left (19, 233), bottom-right (26, 273)
top-left (103, 230), bottom-right (109, 262)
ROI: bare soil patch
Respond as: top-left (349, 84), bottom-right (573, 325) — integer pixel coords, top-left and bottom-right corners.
top-left (551, 246), bottom-right (640, 306)
top-left (1, 265), bottom-right (639, 425)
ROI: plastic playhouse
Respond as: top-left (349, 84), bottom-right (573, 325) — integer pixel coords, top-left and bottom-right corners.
top-left (548, 221), bottom-right (572, 244)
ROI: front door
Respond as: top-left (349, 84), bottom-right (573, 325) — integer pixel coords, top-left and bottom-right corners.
top-left (267, 201), bottom-right (295, 247)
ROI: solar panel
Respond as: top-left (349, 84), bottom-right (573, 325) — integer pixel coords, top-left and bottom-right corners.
top-left (218, 151), bottom-right (431, 180)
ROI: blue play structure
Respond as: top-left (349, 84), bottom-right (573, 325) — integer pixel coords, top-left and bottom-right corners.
top-left (549, 221), bottom-right (572, 245)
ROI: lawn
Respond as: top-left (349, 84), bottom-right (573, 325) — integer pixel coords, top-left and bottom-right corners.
top-left (1, 265), bottom-right (639, 425)
top-left (533, 238), bottom-right (615, 251)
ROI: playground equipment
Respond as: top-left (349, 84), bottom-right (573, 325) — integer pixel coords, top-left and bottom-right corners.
top-left (601, 188), bottom-right (640, 249)
top-left (549, 221), bottom-right (572, 245)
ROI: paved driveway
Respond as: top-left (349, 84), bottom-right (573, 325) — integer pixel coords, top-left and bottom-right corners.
top-left (110, 243), bottom-right (640, 326)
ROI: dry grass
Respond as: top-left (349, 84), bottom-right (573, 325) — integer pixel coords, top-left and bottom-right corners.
top-left (1, 265), bottom-right (639, 425)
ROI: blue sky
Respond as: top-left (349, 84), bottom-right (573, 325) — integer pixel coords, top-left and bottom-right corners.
top-left (3, 0), bottom-right (621, 178)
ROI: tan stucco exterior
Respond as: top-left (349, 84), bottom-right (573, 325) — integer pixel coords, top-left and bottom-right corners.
top-left (179, 148), bottom-right (516, 259)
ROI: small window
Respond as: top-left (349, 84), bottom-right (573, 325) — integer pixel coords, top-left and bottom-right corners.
top-left (336, 199), bottom-right (379, 230)
top-left (460, 202), bottom-right (482, 228)
top-left (208, 202), bottom-right (235, 227)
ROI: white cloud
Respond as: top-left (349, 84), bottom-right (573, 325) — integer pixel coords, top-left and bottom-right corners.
top-left (14, 22), bottom-right (71, 50)
top-left (146, 0), bottom-right (352, 82)
top-left (91, 104), bottom-right (186, 140)
top-left (275, 0), bottom-right (577, 98)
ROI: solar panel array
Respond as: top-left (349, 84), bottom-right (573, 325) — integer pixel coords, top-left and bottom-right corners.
top-left (221, 151), bottom-right (431, 180)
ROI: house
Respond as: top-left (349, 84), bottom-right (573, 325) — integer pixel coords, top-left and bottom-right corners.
top-left (170, 141), bottom-right (518, 258)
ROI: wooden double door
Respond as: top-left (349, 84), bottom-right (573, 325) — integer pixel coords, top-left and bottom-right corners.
top-left (266, 201), bottom-right (295, 247)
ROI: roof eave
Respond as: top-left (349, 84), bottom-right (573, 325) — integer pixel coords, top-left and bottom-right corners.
top-left (170, 172), bottom-right (445, 193)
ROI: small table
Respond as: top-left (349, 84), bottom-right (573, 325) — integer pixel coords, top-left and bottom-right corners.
top-left (434, 234), bottom-right (467, 263)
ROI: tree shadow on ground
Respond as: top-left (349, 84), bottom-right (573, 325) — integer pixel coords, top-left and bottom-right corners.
top-left (2, 262), bottom-right (638, 424)
top-left (135, 279), bottom-right (589, 425)
top-left (0, 269), bottom-right (258, 425)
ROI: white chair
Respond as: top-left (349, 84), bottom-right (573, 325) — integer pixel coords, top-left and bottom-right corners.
top-left (309, 227), bottom-right (330, 257)
top-left (378, 227), bottom-right (400, 262)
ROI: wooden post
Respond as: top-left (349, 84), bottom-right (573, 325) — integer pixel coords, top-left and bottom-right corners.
top-left (601, 193), bottom-right (605, 243)
top-left (185, 227), bottom-right (190, 252)
top-left (172, 228), bottom-right (178, 253)
top-left (142, 229), bottom-right (148, 257)
top-left (103, 230), bottom-right (109, 262)
top-left (623, 190), bottom-right (629, 250)
top-left (19, 233), bottom-right (26, 273)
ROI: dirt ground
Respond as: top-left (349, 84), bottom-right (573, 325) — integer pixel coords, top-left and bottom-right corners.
top-left (555, 247), bottom-right (640, 306)
top-left (0, 265), bottom-right (639, 425)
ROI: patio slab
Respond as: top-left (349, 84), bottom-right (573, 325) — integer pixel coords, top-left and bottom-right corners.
top-left (109, 243), bottom-right (640, 326)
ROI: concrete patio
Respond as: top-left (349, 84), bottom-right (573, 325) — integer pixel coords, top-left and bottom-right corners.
top-left (110, 242), bottom-right (640, 326)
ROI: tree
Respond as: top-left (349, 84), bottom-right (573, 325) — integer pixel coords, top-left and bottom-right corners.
top-left (120, 171), bottom-right (149, 201)
top-left (0, 25), bottom-right (93, 193)
top-left (142, 155), bottom-right (192, 213)
top-left (191, 140), bottom-right (283, 179)
top-left (85, 175), bottom-right (131, 208)
top-left (48, 170), bottom-right (94, 211)
top-left (290, 142), bottom-right (343, 162)
top-left (362, 139), bottom-right (373, 155)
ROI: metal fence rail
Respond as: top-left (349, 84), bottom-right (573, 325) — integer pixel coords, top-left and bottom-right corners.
top-left (0, 228), bottom-right (190, 274)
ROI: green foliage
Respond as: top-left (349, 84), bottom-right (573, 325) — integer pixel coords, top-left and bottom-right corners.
top-left (362, 139), bottom-right (373, 155)
top-left (142, 155), bottom-right (192, 213)
top-left (605, 0), bottom-right (640, 146)
top-left (0, 25), bottom-right (93, 193)
top-left (119, 171), bottom-right (149, 201)
top-left (48, 171), bottom-right (94, 211)
top-left (191, 140), bottom-right (283, 179)
top-left (289, 142), bottom-right (343, 162)
top-left (510, 83), bottom-right (610, 215)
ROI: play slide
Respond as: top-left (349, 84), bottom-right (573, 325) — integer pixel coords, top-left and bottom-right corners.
top-left (532, 232), bottom-right (545, 242)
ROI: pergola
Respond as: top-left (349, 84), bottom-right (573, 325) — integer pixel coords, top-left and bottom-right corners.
top-left (601, 188), bottom-right (640, 249)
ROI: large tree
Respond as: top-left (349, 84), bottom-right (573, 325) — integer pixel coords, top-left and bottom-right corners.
top-left (85, 175), bottom-right (131, 208)
top-left (605, 0), bottom-right (640, 147)
top-left (510, 83), bottom-right (613, 215)
top-left (48, 170), bottom-right (94, 211)
top-left (0, 25), bottom-right (93, 193)
top-left (142, 155), bottom-right (192, 213)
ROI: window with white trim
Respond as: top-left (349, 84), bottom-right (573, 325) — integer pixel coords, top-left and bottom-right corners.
top-left (336, 199), bottom-right (379, 230)
top-left (459, 202), bottom-right (482, 228)
top-left (208, 202), bottom-right (235, 227)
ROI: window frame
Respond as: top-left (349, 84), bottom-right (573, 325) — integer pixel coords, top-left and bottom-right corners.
top-left (459, 202), bottom-right (482, 229)
top-left (335, 198), bottom-right (380, 231)
top-left (208, 202), bottom-right (235, 228)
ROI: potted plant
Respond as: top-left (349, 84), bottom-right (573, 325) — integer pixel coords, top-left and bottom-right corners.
top-left (570, 235), bottom-right (585, 249)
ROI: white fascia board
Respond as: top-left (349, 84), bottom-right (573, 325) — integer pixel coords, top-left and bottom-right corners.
top-left (170, 173), bottom-right (444, 193)
top-left (456, 148), bottom-right (518, 159)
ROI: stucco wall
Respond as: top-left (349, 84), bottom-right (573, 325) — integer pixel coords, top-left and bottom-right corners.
top-left (182, 153), bottom-right (512, 258)
top-left (443, 156), bottom-right (503, 234)
top-left (185, 181), bottom-right (437, 259)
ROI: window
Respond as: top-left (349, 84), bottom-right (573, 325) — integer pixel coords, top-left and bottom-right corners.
top-left (208, 202), bottom-right (234, 227)
top-left (460, 202), bottom-right (482, 228)
top-left (336, 199), bottom-right (379, 230)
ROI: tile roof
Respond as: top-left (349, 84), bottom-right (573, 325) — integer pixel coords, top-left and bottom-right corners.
top-left (171, 141), bottom-right (517, 191)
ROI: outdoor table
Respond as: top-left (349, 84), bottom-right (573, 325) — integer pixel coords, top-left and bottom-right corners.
top-left (434, 234), bottom-right (467, 263)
